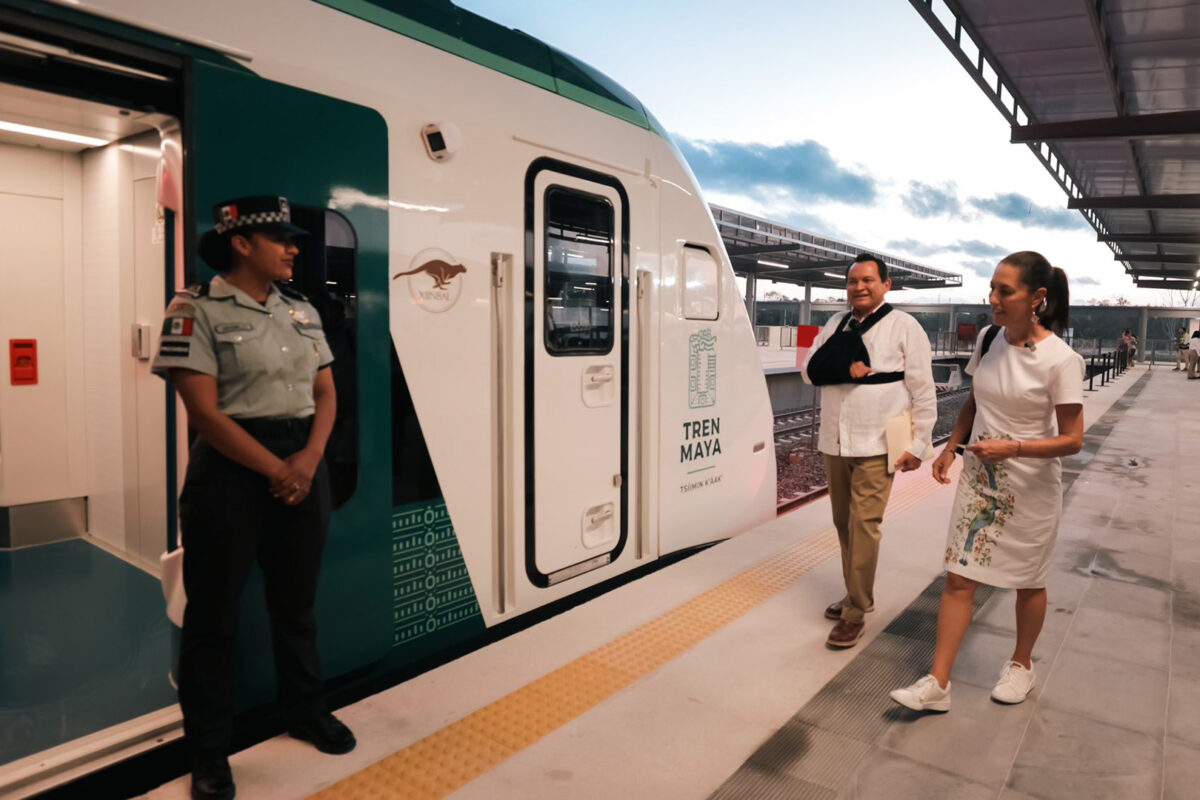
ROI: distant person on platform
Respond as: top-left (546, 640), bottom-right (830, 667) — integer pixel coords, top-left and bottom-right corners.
top-left (801, 253), bottom-right (937, 649)
top-left (1125, 329), bottom-right (1138, 364)
top-left (1188, 331), bottom-right (1200, 380)
top-left (1116, 330), bottom-right (1130, 371)
top-left (1176, 327), bottom-right (1190, 371)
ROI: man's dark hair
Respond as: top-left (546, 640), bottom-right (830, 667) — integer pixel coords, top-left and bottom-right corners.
top-left (847, 252), bottom-right (888, 281)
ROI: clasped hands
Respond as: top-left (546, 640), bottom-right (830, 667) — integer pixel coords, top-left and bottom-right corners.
top-left (269, 448), bottom-right (321, 505)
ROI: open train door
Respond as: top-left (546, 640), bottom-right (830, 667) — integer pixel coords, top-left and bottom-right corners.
top-left (184, 59), bottom-right (392, 695)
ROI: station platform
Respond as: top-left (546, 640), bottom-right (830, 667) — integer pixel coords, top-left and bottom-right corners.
top-left (142, 362), bottom-right (1197, 800)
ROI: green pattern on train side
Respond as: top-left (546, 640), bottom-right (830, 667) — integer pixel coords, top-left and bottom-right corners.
top-left (391, 500), bottom-right (484, 652)
top-left (310, 0), bottom-right (669, 137)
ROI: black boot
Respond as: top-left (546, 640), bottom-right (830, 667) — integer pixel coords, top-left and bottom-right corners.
top-left (191, 751), bottom-right (235, 800)
top-left (288, 711), bottom-right (357, 755)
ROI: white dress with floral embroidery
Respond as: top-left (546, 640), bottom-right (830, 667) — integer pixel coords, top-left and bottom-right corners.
top-left (944, 328), bottom-right (1085, 588)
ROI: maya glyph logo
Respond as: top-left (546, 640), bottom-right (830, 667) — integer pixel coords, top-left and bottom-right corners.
top-left (688, 328), bottom-right (717, 409)
top-left (393, 247), bottom-right (466, 313)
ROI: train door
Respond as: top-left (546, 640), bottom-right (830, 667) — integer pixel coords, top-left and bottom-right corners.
top-left (526, 162), bottom-right (629, 587)
top-left (184, 59), bottom-right (393, 688)
top-left (130, 145), bottom-right (168, 563)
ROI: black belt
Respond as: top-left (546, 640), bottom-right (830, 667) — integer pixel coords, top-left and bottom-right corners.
top-left (233, 416), bottom-right (314, 438)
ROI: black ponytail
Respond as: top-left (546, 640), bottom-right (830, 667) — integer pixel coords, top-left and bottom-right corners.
top-left (1039, 266), bottom-right (1069, 334)
top-left (1001, 251), bottom-right (1070, 335)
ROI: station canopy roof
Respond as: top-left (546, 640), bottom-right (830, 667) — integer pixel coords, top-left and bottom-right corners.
top-left (710, 204), bottom-right (963, 291)
top-left (911, 0), bottom-right (1200, 290)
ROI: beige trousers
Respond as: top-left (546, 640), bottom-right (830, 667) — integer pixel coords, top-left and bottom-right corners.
top-left (1189, 349), bottom-right (1199, 378)
top-left (824, 453), bottom-right (895, 624)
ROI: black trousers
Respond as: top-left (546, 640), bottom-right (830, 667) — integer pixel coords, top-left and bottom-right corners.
top-left (177, 417), bottom-right (331, 753)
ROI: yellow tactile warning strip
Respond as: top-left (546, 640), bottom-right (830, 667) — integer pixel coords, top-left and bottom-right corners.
top-left (311, 469), bottom-right (957, 800)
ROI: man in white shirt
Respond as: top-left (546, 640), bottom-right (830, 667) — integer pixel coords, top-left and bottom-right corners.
top-left (802, 254), bottom-right (937, 648)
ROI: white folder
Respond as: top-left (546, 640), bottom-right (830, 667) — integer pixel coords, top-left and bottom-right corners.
top-left (886, 411), bottom-right (935, 474)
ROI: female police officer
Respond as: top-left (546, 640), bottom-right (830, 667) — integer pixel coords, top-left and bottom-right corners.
top-left (152, 196), bottom-right (354, 800)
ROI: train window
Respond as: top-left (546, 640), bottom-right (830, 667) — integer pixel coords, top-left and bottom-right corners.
top-left (544, 187), bottom-right (614, 355)
top-left (683, 245), bottom-right (719, 320)
top-left (287, 207), bottom-right (359, 509)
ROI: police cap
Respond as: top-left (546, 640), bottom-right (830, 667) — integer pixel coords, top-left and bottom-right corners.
top-left (198, 195), bottom-right (309, 272)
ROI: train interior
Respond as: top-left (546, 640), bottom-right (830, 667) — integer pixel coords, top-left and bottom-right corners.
top-left (0, 63), bottom-right (183, 780)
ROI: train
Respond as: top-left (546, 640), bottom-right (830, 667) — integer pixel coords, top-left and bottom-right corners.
top-left (0, 0), bottom-right (775, 787)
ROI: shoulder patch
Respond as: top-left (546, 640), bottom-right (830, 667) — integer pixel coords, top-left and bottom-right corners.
top-left (162, 317), bottom-right (194, 336)
top-left (166, 300), bottom-right (195, 316)
top-left (178, 283), bottom-right (209, 298)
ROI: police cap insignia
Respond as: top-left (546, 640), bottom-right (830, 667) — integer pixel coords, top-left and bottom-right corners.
top-left (209, 195), bottom-right (308, 237)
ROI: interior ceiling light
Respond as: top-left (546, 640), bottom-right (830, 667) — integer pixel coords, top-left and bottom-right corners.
top-left (0, 119), bottom-right (110, 147)
top-left (756, 259), bottom-right (788, 268)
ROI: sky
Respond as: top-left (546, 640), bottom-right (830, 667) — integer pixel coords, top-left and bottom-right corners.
top-left (453, 0), bottom-right (1179, 306)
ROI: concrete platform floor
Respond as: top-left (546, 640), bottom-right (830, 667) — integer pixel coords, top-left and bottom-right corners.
top-left (140, 361), bottom-right (1195, 800)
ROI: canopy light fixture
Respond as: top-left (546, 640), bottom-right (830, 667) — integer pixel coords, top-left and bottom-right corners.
top-left (823, 271), bottom-right (845, 279)
top-left (756, 259), bottom-right (788, 268)
top-left (0, 119), bottom-right (109, 147)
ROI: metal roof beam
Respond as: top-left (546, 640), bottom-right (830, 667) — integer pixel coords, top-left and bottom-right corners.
top-left (725, 243), bottom-right (808, 257)
top-left (1115, 254), bottom-right (1200, 265)
top-left (1012, 110), bottom-right (1200, 143)
top-left (1136, 279), bottom-right (1198, 288)
top-left (1070, 194), bottom-right (1200, 210)
top-left (733, 257), bottom-right (851, 272)
top-left (1099, 233), bottom-right (1200, 244)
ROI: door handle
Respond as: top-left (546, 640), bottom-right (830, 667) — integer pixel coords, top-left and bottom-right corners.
top-left (132, 323), bottom-right (152, 360)
top-left (588, 508), bottom-right (614, 526)
top-left (588, 367), bottom-right (614, 384)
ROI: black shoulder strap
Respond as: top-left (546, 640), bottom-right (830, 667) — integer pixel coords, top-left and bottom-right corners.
top-left (980, 324), bottom-right (1002, 358)
top-left (833, 303), bottom-right (894, 337)
top-left (276, 282), bottom-right (310, 303)
top-left (856, 303), bottom-right (893, 334)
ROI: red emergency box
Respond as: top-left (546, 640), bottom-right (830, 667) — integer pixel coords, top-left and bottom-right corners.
top-left (9, 339), bottom-right (37, 385)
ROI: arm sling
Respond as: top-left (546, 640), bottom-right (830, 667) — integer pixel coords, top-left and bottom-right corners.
top-left (805, 303), bottom-right (905, 387)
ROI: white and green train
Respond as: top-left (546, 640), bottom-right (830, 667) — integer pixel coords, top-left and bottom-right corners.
top-left (0, 0), bottom-right (775, 787)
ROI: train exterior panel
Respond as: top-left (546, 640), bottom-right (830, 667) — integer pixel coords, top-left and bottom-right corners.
top-left (0, 0), bottom-right (774, 781)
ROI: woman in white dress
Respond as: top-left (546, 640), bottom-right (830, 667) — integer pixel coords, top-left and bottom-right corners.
top-left (890, 251), bottom-right (1085, 712)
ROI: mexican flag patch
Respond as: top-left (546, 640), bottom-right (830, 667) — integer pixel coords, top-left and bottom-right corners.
top-left (163, 317), bottom-right (194, 336)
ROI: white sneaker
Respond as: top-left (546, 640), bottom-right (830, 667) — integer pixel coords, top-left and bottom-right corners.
top-left (890, 674), bottom-right (951, 711)
top-left (991, 660), bottom-right (1035, 704)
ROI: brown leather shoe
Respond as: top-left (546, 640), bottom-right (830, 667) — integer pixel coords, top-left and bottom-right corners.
top-left (826, 619), bottom-right (865, 648)
top-left (824, 600), bottom-right (873, 620)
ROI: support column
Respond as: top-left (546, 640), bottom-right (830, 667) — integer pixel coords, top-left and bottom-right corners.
top-left (1137, 307), bottom-right (1149, 357)
top-left (801, 281), bottom-right (812, 325)
top-left (744, 272), bottom-right (757, 326)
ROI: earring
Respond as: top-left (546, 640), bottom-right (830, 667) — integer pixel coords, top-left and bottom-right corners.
top-left (1038, 299), bottom-right (1047, 313)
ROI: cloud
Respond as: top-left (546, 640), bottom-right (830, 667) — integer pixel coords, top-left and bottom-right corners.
top-left (897, 182), bottom-right (1088, 232)
top-left (1072, 275), bottom-right (1102, 286)
top-left (959, 259), bottom-right (999, 278)
top-left (902, 181), bottom-right (963, 218)
top-left (674, 136), bottom-right (877, 205)
top-left (956, 239), bottom-right (1010, 259)
top-left (967, 192), bottom-right (1087, 230)
top-left (886, 238), bottom-right (1008, 262)
top-left (886, 238), bottom-right (942, 257)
